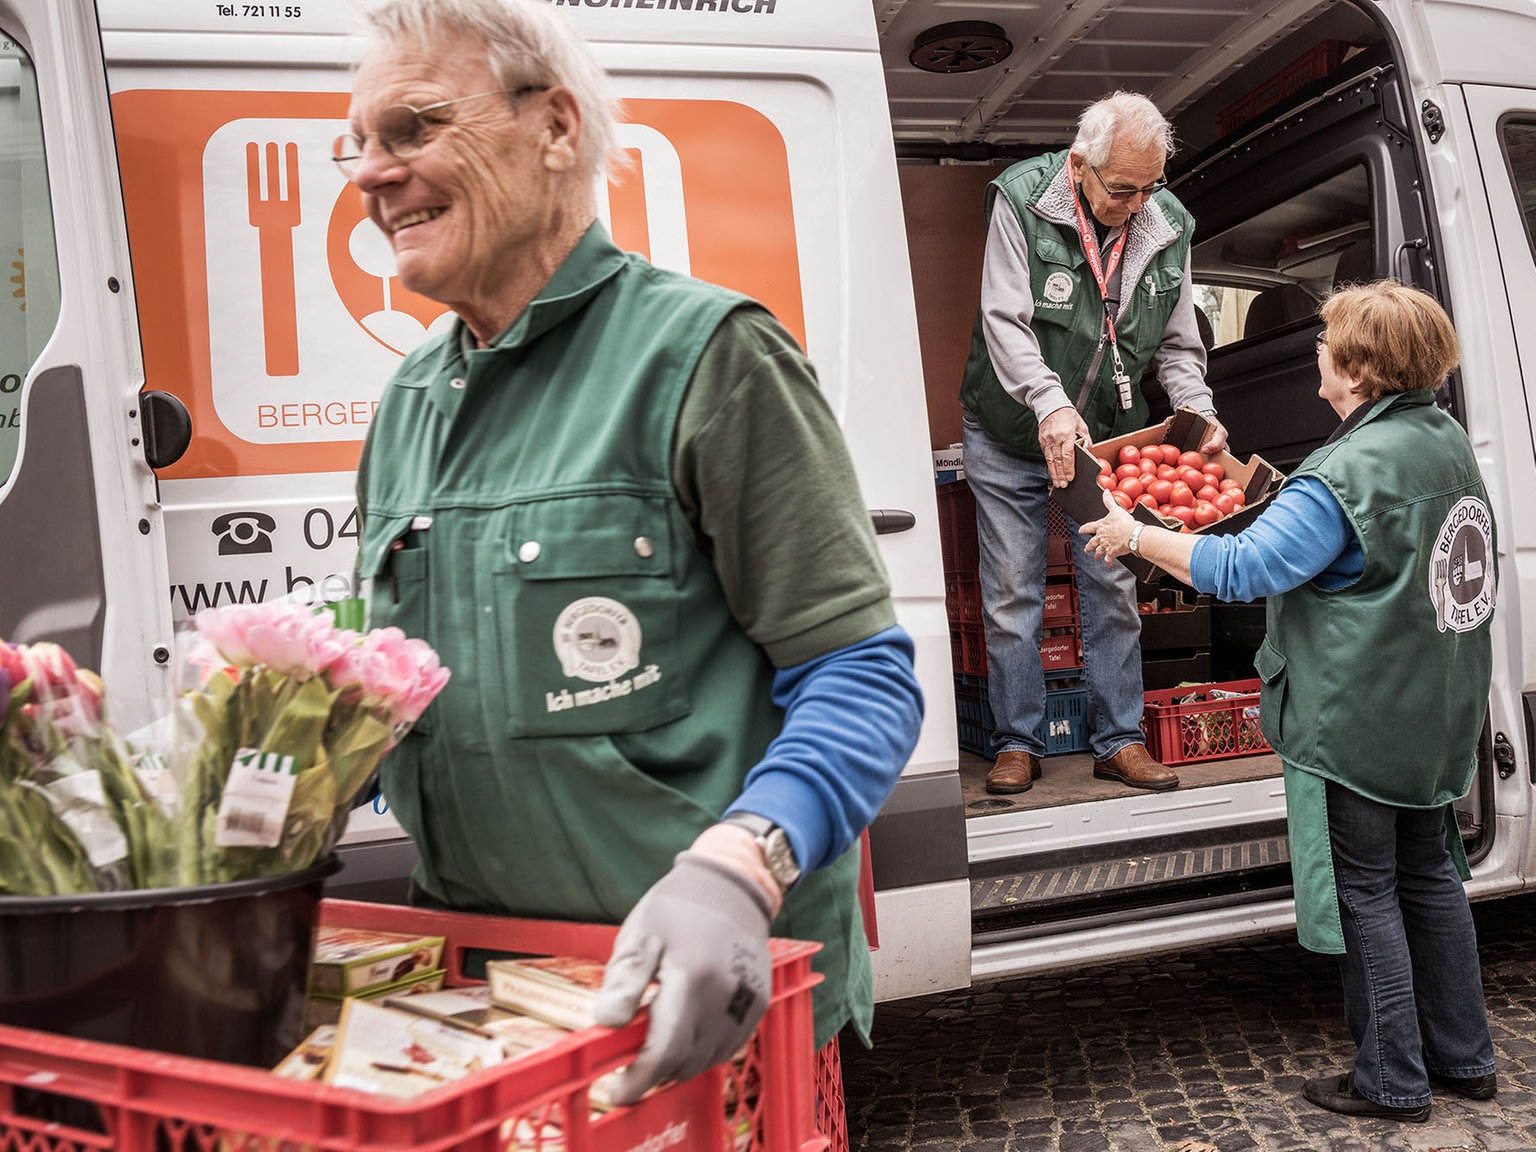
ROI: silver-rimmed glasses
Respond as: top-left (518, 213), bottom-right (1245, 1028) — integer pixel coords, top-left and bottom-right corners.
top-left (1089, 165), bottom-right (1168, 203)
top-left (332, 85), bottom-right (548, 179)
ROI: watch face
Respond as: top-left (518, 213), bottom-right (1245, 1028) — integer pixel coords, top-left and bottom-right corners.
top-left (763, 828), bottom-right (801, 887)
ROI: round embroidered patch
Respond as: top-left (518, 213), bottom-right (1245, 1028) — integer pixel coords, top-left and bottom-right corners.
top-left (1428, 496), bottom-right (1495, 633)
top-left (1043, 271), bottom-right (1074, 304)
top-left (552, 597), bottom-right (642, 681)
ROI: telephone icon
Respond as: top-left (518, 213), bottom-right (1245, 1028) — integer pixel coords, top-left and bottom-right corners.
top-left (213, 511), bottom-right (276, 555)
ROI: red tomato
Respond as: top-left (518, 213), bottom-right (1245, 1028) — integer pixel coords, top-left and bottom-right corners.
top-left (1112, 490), bottom-right (1134, 510)
top-left (1151, 444), bottom-right (1177, 465)
top-left (1213, 493), bottom-right (1236, 516)
top-left (1178, 451), bottom-right (1205, 470)
top-left (1157, 464), bottom-right (1179, 481)
top-left (1196, 484), bottom-right (1220, 503)
top-left (1118, 476), bottom-right (1146, 500)
top-left (1219, 477), bottom-right (1242, 492)
top-left (1115, 463), bottom-right (1141, 481)
top-left (1097, 472), bottom-right (1116, 491)
top-left (1170, 482), bottom-right (1195, 508)
top-left (1146, 479), bottom-right (1174, 505)
top-left (1157, 503), bottom-right (1174, 518)
top-left (1098, 457), bottom-right (1113, 475)
top-left (1201, 461), bottom-right (1226, 483)
top-left (1169, 504), bottom-right (1197, 527)
top-left (1138, 493), bottom-right (1158, 510)
top-left (1230, 489), bottom-right (1247, 508)
top-left (1178, 466), bottom-right (1206, 491)
top-left (1193, 501), bottom-right (1222, 526)
top-left (1118, 445), bottom-right (1141, 465)
top-left (1139, 458), bottom-right (1158, 476)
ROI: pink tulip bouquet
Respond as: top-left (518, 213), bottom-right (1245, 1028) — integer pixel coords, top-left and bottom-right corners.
top-left (0, 641), bottom-right (171, 894)
top-left (172, 600), bottom-right (450, 885)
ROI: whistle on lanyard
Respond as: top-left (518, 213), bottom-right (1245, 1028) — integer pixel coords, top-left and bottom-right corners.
top-left (1104, 303), bottom-right (1133, 411)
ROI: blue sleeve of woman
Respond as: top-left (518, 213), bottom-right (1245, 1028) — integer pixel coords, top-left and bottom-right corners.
top-left (1188, 477), bottom-right (1363, 601)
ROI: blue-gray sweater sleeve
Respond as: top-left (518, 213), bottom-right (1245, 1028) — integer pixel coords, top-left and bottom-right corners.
top-left (1188, 476), bottom-right (1363, 601)
top-left (725, 624), bottom-right (923, 874)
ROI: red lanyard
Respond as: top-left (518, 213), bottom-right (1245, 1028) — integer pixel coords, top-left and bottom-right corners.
top-left (1072, 190), bottom-right (1127, 335)
top-left (1072, 188), bottom-right (1133, 408)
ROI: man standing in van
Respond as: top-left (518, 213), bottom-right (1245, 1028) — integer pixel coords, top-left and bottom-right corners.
top-left (960, 91), bottom-right (1226, 795)
top-left (342, 0), bottom-right (922, 1108)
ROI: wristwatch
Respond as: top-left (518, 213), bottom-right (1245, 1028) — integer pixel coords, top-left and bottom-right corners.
top-left (721, 812), bottom-right (802, 892)
top-left (1128, 523), bottom-right (1146, 555)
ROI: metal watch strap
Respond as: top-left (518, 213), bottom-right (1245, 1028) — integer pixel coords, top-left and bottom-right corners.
top-left (1128, 523), bottom-right (1145, 555)
top-left (720, 812), bottom-right (801, 892)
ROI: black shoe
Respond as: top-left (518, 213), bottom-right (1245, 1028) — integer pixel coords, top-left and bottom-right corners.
top-left (1301, 1072), bottom-right (1430, 1122)
top-left (1429, 1070), bottom-right (1497, 1100)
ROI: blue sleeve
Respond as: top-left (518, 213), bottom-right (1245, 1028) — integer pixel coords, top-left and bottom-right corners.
top-left (1188, 476), bottom-right (1363, 601)
top-left (725, 624), bottom-right (923, 875)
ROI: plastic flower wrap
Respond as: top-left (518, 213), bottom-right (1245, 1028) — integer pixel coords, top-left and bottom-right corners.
top-left (0, 640), bottom-right (172, 895)
top-left (171, 600), bottom-right (449, 885)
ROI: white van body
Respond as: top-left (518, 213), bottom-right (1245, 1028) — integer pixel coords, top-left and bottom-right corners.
top-left (2, 0), bottom-right (1535, 1004)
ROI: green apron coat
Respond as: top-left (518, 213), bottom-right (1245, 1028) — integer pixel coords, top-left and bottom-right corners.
top-left (357, 225), bottom-right (872, 1046)
top-left (959, 149), bottom-right (1193, 453)
top-left (1257, 391), bottom-right (1496, 952)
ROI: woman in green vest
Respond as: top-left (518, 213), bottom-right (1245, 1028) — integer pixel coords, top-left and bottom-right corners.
top-left (338, 0), bottom-right (924, 1106)
top-left (1079, 281), bottom-right (1498, 1123)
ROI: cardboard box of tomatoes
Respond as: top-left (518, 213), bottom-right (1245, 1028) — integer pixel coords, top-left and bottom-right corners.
top-left (1051, 408), bottom-right (1285, 581)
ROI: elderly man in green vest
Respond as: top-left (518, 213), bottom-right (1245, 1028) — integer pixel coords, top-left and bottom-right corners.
top-left (959, 92), bottom-right (1227, 796)
top-left (339, 0), bottom-right (923, 1104)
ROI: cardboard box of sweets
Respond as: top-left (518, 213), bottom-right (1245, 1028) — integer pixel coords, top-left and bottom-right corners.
top-left (1050, 408), bottom-right (1284, 582)
top-left (308, 926), bottom-right (447, 996)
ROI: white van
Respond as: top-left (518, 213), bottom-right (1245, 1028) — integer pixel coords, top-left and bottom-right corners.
top-left (3, 0), bottom-right (1535, 1004)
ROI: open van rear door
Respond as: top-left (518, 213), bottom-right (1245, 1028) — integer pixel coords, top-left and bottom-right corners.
top-left (0, 0), bottom-right (171, 724)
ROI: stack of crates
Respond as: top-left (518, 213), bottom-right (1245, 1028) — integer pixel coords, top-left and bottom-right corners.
top-left (937, 479), bottom-right (1089, 759)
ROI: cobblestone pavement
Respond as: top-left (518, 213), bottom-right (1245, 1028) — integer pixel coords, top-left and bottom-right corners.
top-left (841, 891), bottom-right (1536, 1151)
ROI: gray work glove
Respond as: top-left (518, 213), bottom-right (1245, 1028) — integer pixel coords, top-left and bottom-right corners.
top-left (594, 850), bottom-right (773, 1104)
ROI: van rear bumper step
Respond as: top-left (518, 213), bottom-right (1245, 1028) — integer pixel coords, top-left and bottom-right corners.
top-left (971, 826), bottom-right (1291, 919)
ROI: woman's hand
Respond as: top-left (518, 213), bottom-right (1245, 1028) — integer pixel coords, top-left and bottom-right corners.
top-left (1079, 489), bottom-right (1139, 562)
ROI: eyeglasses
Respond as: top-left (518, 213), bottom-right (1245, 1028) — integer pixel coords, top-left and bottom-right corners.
top-left (1089, 165), bottom-right (1167, 203)
top-left (332, 86), bottom-right (548, 179)
top-left (1315, 332), bottom-right (1329, 351)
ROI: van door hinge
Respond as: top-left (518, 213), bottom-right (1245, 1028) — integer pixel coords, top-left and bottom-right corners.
top-left (1421, 99), bottom-right (1445, 144)
top-left (1494, 732), bottom-right (1516, 779)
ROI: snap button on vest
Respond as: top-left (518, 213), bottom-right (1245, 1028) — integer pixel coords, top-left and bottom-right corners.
top-left (518, 541), bottom-right (541, 563)
top-left (634, 536), bottom-right (654, 558)
top-left (450, 377), bottom-right (466, 390)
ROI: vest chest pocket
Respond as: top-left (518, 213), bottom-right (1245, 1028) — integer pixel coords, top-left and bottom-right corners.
top-left (1115, 262), bottom-right (1183, 359)
top-left (1029, 237), bottom-right (1087, 332)
top-left (495, 495), bottom-right (690, 738)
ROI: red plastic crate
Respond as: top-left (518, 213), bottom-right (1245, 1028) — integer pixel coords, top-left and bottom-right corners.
top-left (944, 573), bottom-right (983, 626)
top-left (0, 900), bottom-right (839, 1152)
top-left (951, 621), bottom-right (988, 677)
top-left (1141, 677), bottom-right (1271, 766)
top-left (1042, 580), bottom-right (1078, 626)
top-left (1041, 626), bottom-right (1082, 672)
top-left (936, 481), bottom-right (979, 574)
top-left (1218, 40), bottom-right (1352, 136)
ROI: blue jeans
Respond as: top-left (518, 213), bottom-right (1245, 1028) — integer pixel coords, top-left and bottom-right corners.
top-left (1326, 780), bottom-right (1495, 1107)
top-left (962, 416), bottom-right (1146, 759)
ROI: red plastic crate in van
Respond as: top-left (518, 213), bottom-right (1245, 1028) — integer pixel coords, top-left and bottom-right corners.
top-left (936, 480), bottom-right (979, 574)
top-left (0, 900), bottom-right (839, 1152)
top-left (1141, 677), bottom-right (1271, 766)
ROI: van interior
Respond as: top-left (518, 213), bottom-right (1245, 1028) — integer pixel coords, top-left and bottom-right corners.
top-left (878, 0), bottom-right (1496, 932)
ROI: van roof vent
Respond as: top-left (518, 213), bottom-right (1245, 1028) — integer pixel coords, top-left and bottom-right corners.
top-left (909, 20), bottom-right (1013, 74)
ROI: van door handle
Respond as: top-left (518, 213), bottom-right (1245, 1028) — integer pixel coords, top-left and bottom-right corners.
top-left (869, 509), bottom-right (916, 535)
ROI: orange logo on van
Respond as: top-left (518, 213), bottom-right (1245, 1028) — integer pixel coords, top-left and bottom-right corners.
top-left (112, 91), bottom-right (804, 480)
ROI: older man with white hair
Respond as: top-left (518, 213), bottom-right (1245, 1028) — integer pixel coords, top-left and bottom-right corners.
top-left (959, 91), bottom-right (1228, 796)
top-left (341, 0), bottom-right (922, 1105)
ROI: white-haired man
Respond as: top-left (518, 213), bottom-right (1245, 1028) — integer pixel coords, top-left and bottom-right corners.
top-left (342, 0), bottom-right (922, 1105)
top-left (959, 91), bottom-right (1227, 795)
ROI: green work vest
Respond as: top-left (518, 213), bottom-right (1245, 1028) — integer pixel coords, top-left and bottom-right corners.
top-left (356, 225), bottom-right (873, 1046)
top-left (959, 149), bottom-right (1193, 455)
top-left (1255, 390), bottom-right (1496, 952)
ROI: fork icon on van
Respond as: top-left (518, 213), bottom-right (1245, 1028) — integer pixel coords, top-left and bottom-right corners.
top-left (246, 141), bottom-right (302, 377)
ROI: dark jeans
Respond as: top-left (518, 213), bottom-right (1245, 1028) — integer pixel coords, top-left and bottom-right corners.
top-left (1327, 780), bottom-right (1495, 1107)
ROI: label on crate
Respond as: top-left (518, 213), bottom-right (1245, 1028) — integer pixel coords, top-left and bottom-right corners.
top-left (216, 748), bottom-right (300, 847)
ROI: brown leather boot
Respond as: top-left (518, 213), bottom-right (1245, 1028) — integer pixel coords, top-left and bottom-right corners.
top-left (1093, 744), bottom-right (1178, 791)
top-left (986, 750), bottom-right (1042, 794)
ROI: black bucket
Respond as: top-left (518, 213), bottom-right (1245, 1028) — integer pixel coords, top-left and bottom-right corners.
top-left (0, 858), bottom-right (337, 1068)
